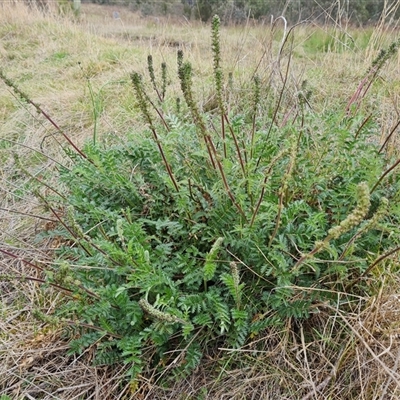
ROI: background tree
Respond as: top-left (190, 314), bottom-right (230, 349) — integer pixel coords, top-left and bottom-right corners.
top-left (194, 0), bottom-right (228, 21)
top-left (82, 0), bottom-right (399, 25)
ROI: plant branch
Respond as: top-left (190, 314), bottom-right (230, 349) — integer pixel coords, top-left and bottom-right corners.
top-left (371, 158), bottom-right (400, 193)
top-left (0, 69), bottom-right (87, 159)
top-left (131, 72), bottom-right (179, 192)
top-left (346, 245), bottom-right (400, 291)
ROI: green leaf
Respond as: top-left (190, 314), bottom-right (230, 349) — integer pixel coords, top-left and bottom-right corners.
top-left (203, 237), bottom-right (224, 281)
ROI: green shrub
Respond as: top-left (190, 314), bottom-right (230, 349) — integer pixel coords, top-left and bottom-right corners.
top-left (3, 16), bottom-right (400, 385)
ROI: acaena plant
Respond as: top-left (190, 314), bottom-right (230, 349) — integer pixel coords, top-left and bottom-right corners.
top-left (2, 15), bottom-right (400, 385)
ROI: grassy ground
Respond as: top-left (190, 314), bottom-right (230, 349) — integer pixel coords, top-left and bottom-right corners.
top-left (1, 2), bottom-right (400, 399)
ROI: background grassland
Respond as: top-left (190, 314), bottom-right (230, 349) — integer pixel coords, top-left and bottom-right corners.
top-left (1, 2), bottom-right (400, 399)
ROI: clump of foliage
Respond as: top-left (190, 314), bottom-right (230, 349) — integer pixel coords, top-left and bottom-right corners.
top-left (91, 0), bottom-right (400, 25)
top-left (2, 16), bottom-right (400, 385)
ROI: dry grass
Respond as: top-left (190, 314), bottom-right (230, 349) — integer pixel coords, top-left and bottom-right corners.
top-left (136, 290), bottom-right (400, 399)
top-left (1, 2), bottom-right (400, 399)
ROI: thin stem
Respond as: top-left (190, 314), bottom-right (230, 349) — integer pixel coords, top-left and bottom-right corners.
top-left (379, 119), bottom-right (400, 153)
top-left (250, 149), bottom-right (289, 227)
top-left (4, 272), bottom-right (103, 302)
top-left (207, 136), bottom-right (247, 221)
top-left (131, 72), bottom-right (179, 192)
top-left (354, 113), bottom-right (372, 139)
top-left (1, 138), bottom-right (68, 169)
top-left (225, 114), bottom-right (246, 177)
top-left (0, 69), bottom-right (87, 160)
top-left (268, 143), bottom-right (297, 246)
top-left (255, 44), bottom-right (292, 171)
top-left (371, 158), bottom-right (400, 193)
top-left (13, 153), bottom-right (67, 200)
top-left (178, 61), bottom-right (216, 169)
top-left (0, 207), bottom-right (57, 222)
top-left (221, 113), bottom-right (227, 158)
top-left (147, 96), bottom-right (170, 133)
top-left (43, 199), bottom-right (133, 267)
top-left (268, 190), bottom-right (284, 247)
top-left (0, 248), bottom-right (44, 272)
top-left (65, 320), bottom-right (122, 338)
top-left (345, 245), bottom-right (400, 291)
top-left (86, 77), bottom-right (98, 145)
top-left (2, 274), bottom-right (74, 294)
